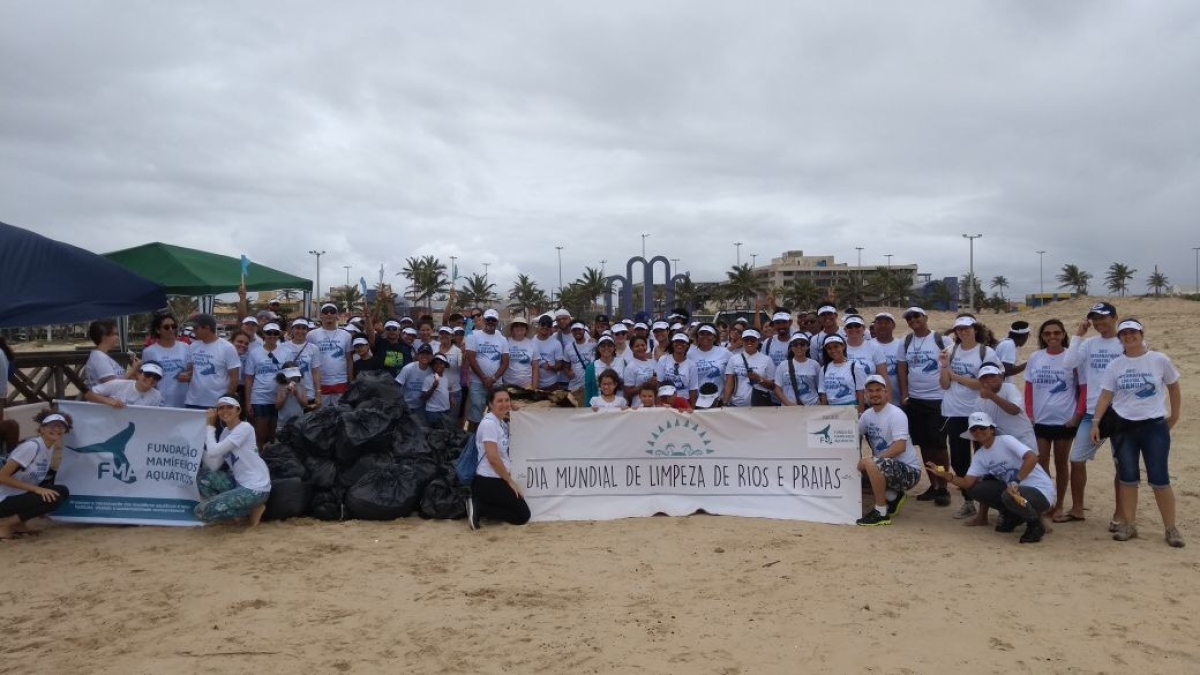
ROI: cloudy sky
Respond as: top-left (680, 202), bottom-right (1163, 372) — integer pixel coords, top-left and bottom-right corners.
top-left (3, 1), bottom-right (1199, 302)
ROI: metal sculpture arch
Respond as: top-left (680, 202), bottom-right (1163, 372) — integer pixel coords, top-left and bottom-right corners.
top-left (603, 255), bottom-right (690, 318)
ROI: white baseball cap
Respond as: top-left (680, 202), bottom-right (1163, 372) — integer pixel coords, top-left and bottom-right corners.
top-left (772, 312), bottom-right (791, 322)
top-left (968, 411), bottom-right (996, 428)
top-left (864, 374), bottom-right (887, 388)
top-left (261, 322), bottom-right (281, 333)
top-left (241, 316), bottom-right (258, 325)
top-left (657, 385), bottom-right (677, 398)
top-left (903, 307), bottom-right (927, 319)
top-left (1117, 320), bottom-right (1144, 333)
top-left (139, 362), bottom-right (164, 378)
top-left (742, 329), bottom-right (762, 340)
top-left (611, 323), bottom-right (628, 334)
top-left (352, 337), bottom-right (369, 347)
top-left (384, 320), bottom-right (402, 329)
top-left (483, 309), bottom-right (500, 320)
top-left (953, 316), bottom-right (977, 328)
top-left (671, 332), bottom-right (690, 343)
top-left (977, 364), bottom-right (1004, 378)
top-left (554, 309), bottom-right (572, 319)
top-left (843, 315), bottom-right (866, 327)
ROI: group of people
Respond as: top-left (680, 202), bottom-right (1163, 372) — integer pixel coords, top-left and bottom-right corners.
top-left (0, 297), bottom-right (1182, 544)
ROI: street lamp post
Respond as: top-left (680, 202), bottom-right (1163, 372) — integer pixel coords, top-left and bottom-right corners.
top-left (962, 234), bottom-right (983, 312)
top-left (1193, 247), bottom-right (1199, 294)
top-left (556, 246), bottom-right (564, 302)
top-left (735, 242), bottom-right (743, 266)
top-left (855, 246), bottom-right (863, 267)
top-left (641, 233), bottom-right (649, 258)
top-left (308, 250), bottom-right (326, 315)
top-left (884, 254), bottom-right (893, 269)
top-left (750, 253), bottom-right (758, 268)
top-left (343, 265), bottom-right (351, 289)
top-left (482, 262), bottom-right (490, 279)
top-left (1036, 250), bottom-right (1046, 296)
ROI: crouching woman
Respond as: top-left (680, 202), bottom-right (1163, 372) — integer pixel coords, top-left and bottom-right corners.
top-left (467, 388), bottom-right (530, 530)
top-left (0, 410), bottom-right (72, 540)
top-left (196, 396), bottom-right (271, 527)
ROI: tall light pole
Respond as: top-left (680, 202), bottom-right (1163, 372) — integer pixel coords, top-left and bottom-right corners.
top-left (555, 246), bottom-right (564, 302)
top-left (308, 250), bottom-right (326, 314)
top-left (1036, 250), bottom-right (1046, 296)
top-left (343, 265), bottom-right (352, 289)
top-left (962, 234), bottom-right (983, 312)
top-left (449, 255), bottom-right (457, 291)
top-left (641, 233), bottom-right (649, 258)
top-left (884, 254), bottom-right (893, 269)
top-left (735, 242), bottom-right (743, 266)
top-left (855, 246), bottom-right (864, 267)
top-left (750, 253), bottom-right (758, 268)
top-left (1193, 247), bottom-right (1199, 294)
top-left (600, 259), bottom-right (606, 274)
top-left (482, 262), bottom-right (490, 279)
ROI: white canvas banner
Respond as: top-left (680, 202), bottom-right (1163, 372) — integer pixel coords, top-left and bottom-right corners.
top-left (52, 401), bottom-right (206, 526)
top-left (510, 406), bottom-right (862, 524)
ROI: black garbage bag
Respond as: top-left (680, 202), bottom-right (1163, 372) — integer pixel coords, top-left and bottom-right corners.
top-left (275, 421), bottom-right (302, 448)
top-left (341, 373), bottom-right (404, 408)
top-left (419, 475), bottom-right (466, 520)
top-left (338, 451), bottom-right (396, 489)
top-left (407, 455), bottom-right (440, 491)
top-left (345, 465), bottom-right (423, 520)
top-left (261, 443), bottom-right (307, 481)
top-left (294, 406), bottom-right (345, 458)
top-left (310, 488), bottom-right (345, 521)
top-left (263, 477), bottom-right (312, 521)
top-left (425, 429), bottom-right (451, 455)
top-left (337, 400), bottom-right (403, 465)
top-left (304, 456), bottom-right (339, 489)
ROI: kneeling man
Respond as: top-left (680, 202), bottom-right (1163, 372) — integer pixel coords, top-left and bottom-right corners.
top-left (857, 375), bottom-right (923, 526)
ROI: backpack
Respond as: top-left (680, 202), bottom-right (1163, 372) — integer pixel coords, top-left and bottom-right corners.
top-left (903, 331), bottom-right (945, 354)
top-left (454, 433), bottom-right (480, 486)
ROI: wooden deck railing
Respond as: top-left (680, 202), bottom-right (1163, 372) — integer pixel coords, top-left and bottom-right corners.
top-left (4, 350), bottom-right (136, 405)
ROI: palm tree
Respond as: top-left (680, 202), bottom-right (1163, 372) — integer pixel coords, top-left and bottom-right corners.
top-left (835, 273), bottom-right (867, 309)
top-left (672, 276), bottom-right (699, 314)
top-left (507, 273), bottom-right (548, 316)
top-left (575, 267), bottom-right (608, 308)
top-left (1146, 267), bottom-right (1170, 297)
top-left (724, 263), bottom-right (764, 308)
top-left (868, 267), bottom-right (911, 306)
top-left (990, 275), bottom-right (1009, 301)
top-left (780, 279), bottom-right (823, 311)
top-left (557, 282), bottom-right (592, 319)
top-left (400, 255), bottom-right (448, 308)
top-left (959, 274), bottom-right (986, 310)
top-left (333, 285), bottom-right (363, 313)
top-left (1105, 262), bottom-right (1136, 297)
top-left (924, 280), bottom-right (953, 310)
top-left (1056, 264), bottom-right (1092, 296)
top-left (458, 273), bottom-right (499, 308)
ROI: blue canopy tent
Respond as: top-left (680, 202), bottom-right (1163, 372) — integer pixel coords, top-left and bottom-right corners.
top-left (0, 220), bottom-right (168, 329)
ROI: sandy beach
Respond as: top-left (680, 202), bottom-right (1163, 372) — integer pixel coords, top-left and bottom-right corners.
top-left (5, 296), bottom-right (1199, 674)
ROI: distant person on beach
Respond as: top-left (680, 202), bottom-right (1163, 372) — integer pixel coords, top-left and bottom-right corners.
top-left (1024, 319), bottom-right (1079, 523)
top-left (84, 319), bottom-right (137, 390)
top-left (196, 397), bottom-right (270, 527)
top-left (856, 375), bottom-right (922, 526)
top-left (182, 314), bottom-right (241, 410)
top-left (1091, 319), bottom-right (1184, 547)
top-left (142, 313), bottom-right (190, 407)
top-left (0, 409), bottom-right (72, 540)
top-left (466, 388), bottom-right (529, 530)
top-left (926, 411), bottom-right (1054, 544)
top-left (938, 315), bottom-right (999, 521)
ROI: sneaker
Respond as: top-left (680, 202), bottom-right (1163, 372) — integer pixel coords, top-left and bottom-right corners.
top-left (933, 488), bottom-right (951, 507)
top-left (887, 492), bottom-right (907, 516)
top-left (1165, 526), bottom-right (1185, 548)
top-left (952, 500), bottom-right (977, 519)
top-left (1019, 519), bottom-right (1046, 544)
top-left (465, 498), bottom-right (479, 531)
top-left (1112, 523), bottom-right (1138, 541)
top-left (995, 514), bottom-right (1020, 533)
top-left (856, 510), bottom-right (892, 527)
top-left (915, 486), bottom-right (939, 502)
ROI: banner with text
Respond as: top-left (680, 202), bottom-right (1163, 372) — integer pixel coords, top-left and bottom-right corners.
top-left (53, 401), bottom-right (206, 526)
top-left (511, 407), bottom-right (861, 524)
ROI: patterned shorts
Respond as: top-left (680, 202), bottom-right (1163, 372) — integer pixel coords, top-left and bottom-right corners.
top-left (873, 457), bottom-right (921, 492)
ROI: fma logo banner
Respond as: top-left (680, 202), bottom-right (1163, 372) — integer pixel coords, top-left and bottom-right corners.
top-left (53, 402), bottom-right (207, 527)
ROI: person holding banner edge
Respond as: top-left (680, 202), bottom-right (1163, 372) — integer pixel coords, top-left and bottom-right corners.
top-left (0, 409), bottom-right (72, 540)
top-left (196, 397), bottom-right (270, 527)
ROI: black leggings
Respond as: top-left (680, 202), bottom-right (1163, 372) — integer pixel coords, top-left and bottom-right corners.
top-left (945, 416), bottom-right (973, 480)
top-left (471, 476), bottom-right (531, 525)
top-left (0, 485), bottom-right (70, 522)
top-left (967, 478), bottom-right (1050, 523)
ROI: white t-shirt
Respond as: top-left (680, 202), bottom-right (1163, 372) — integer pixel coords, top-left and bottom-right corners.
top-left (902, 332), bottom-right (945, 401)
top-left (467, 330), bottom-right (509, 384)
top-left (995, 338), bottom-right (1018, 383)
top-left (1065, 335), bottom-right (1123, 414)
top-left (185, 338), bottom-right (241, 407)
top-left (85, 349), bottom-right (125, 390)
top-left (395, 362), bottom-right (433, 410)
top-left (723, 351), bottom-right (775, 407)
top-left (845, 341), bottom-right (885, 382)
top-left (142, 341), bottom-right (190, 408)
top-left (940, 343), bottom-right (999, 418)
top-left (562, 339), bottom-right (594, 391)
top-left (285, 340), bottom-right (320, 401)
top-left (423, 372), bottom-right (451, 413)
top-left (809, 330), bottom-right (844, 364)
top-left (858, 403), bottom-right (922, 472)
top-left (966, 434), bottom-right (1055, 505)
top-left (688, 345), bottom-right (732, 400)
top-left (1025, 350), bottom-right (1078, 425)
top-left (91, 379), bottom-right (164, 407)
top-left (760, 333), bottom-right (794, 369)
top-left (243, 344), bottom-right (289, 406)
top-left (590, 395), bottom-right (628, 412)
top-left (436, 344), bottom-right (463, 393)
top-left (623, 357), bottom-right (658, 391)
top-left (533, 336), bottom-right (565, 389)
top-left (307, 327), bottom-right (353, 386)
top-left (1101, 351), bottom-right (1180, 421)
top-left (0, 437), bottom-right (52, 499)
top-left (774, 358), bottom-right (822, 406)
top-left (475, 412), bottom-right (510, 478)
top-left (819, 360), bottom-right (863, 406)
top-left (590, 357), bottom-right (622, 393)
top-left (203, 423), bottom-right (271, 492)
top-left (873, 339), bottom-right (903, 405)
top-left (504, 338), bottom-right (537, 388)
top-left (657, 355), bottom-right (699, 395)
top-left (977, 383), bottom-right (1038, 450)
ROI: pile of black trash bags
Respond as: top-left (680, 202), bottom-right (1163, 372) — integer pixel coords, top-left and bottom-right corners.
top-left (259, 373), bottom-right (470, 522)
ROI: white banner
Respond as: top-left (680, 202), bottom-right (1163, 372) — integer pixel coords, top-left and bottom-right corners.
top-left (53, 401), bottom-right (206, 526)
top-left (511, 406), bottom-right (862, 524)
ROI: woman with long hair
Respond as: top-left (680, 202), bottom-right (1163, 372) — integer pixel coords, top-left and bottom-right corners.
top-left (939, 314), bottom-right (1000, 521)
top-left (142, 313), bottom-right (190, 407)
top-left (1025, 319), bottom-right (1080, 522)
top-left (466, 388), bottom-right (530, 530)
top-left (84, 319), bottom-right (137, 390)
top-left (622, 335), bottom-right (658, 403)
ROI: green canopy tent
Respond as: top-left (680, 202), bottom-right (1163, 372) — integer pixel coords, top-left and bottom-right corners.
top-left (104, 242), bottom-right (312, 296)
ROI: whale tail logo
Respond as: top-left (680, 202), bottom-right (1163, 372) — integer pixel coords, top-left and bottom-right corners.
top-left (1049, 378), bottom-right (1069, 394)
top-left (198, 363), bottom-right (218, 376)
top-left (874, 439), bottom-right (889, 453)
top-left (922, 359), bottom-right (939, 373)
top-left (810, 424), bottom-right (832, 444)
top-left (68, 422), bottom-right (138, 484)
top-left (1135, 375), bottom-right (1157, 399)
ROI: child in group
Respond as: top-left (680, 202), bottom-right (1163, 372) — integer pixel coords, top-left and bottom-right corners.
top-left (422, 354), bottom-right (452, 427)
top-left (590, 369), bottom-right (627, 412)
top-left (657, 384), bottom-right (693, 411)
top-left (0, 409), bottom-right (72, 540)
top-left (632, 382), bottom-right (658, 409)
top-left (275, 363), bottom-right (308, 430)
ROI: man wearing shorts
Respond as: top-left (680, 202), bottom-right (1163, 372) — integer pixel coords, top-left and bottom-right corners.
top-left (1062, 302), bottom-right (1123, 524)
top-left (857, 375), bottom-right (923, 526)
top-left (464, 309), bottom-right (509, 431)
top-left (896, 307), bottom-right (951, 506)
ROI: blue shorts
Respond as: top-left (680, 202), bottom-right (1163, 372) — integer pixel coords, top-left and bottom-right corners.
top-left (467, 381), bottom-right (489, 424)
top-left (251, 404), bottom-right (278, 420)
top-left (1069, 413), bottom-right (1112, 462)
top-left (1112, 418), bottom-right (1171, 488)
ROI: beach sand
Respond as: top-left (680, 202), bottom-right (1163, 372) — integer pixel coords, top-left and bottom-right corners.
top-left (4, 296), bottom-right (1199, 674)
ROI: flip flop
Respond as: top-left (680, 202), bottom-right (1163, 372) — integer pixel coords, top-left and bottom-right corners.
top-left (1053, 513), bottom-right (1086, 523)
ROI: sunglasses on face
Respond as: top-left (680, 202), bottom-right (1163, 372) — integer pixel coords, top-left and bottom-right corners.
top-left (320, 309), bottom-right (337, 314)
top-left (264, 331), bottom-right (282, 337)
top-left (386, 327), bottom-right (399, 331)
top-left (472, 314), bottom-right (483, 319)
